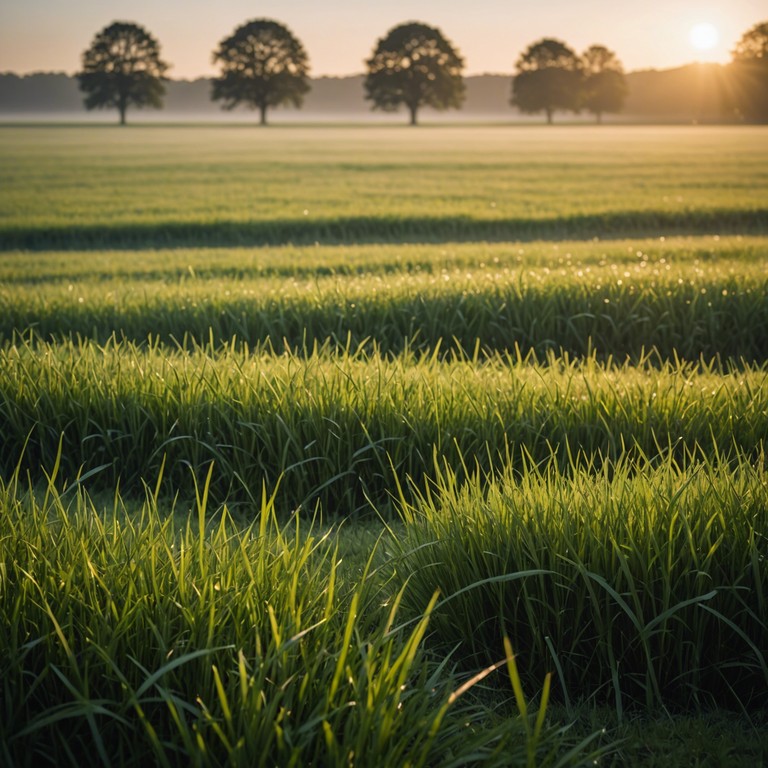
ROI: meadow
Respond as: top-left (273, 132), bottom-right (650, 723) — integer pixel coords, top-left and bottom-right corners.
top-left (1, 126), bottom-right (767, 247)
top-left (1, 125), bottom-right (767, 766)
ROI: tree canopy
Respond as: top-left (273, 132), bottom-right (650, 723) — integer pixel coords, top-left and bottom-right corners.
top-left (728, 21), bottom-right (768, 123)
top-left (581, 45), bottom-right (627, 123)
top-left (77, 21), bottom-right (169, 125)
top-left (364, 22), bottom-right (464, 125)
top-left (511, 38), bottom-right (582, 124)
top-left (212, 19), bottom-right (310, 125)
top-left (733, 21), bottom-right (768, 60)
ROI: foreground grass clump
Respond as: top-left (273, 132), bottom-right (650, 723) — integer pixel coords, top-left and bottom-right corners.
top-left (393, 455), bottom-right (768, 713)
top-left (0, 468), bottom-right (604, 767)
top-left (1, 338), bottom-right (766, 510)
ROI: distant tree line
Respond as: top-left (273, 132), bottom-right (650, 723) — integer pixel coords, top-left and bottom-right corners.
top-left (727, 21), bottom-right (768, 122)
top-left (77, 19), bottom-right (768, 126)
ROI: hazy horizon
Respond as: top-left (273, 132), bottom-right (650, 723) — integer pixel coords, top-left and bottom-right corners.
top-left (1, 0), bottom-right (764, 80)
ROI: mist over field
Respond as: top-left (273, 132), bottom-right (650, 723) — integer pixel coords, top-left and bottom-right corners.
top-left (0, 65), bottom-right (731, 123)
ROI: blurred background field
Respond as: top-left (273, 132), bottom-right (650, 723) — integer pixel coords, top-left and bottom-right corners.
top-left (1, 126), bottom-right (766, 247)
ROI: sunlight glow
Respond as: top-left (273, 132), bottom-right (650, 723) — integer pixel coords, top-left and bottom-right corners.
top-left (689, 22), bottom-right (719, 51)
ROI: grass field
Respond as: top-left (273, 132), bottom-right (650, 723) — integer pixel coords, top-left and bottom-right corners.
top-left (1, 126), bottom-right (767, 247)
top-left (2, 237), bottom-right (767, 360)
top-left (1, 125), bottom-right (767, 766)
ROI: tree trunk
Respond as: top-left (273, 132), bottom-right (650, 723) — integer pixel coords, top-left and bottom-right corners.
top-left (260, 103), bottom-right (268, 126)
top-left (546, 108), bottom-right (553, 125)
top-left (596, 111), bottom-right (603, 125)
top-left (409, 104), bottom-right (418, 126)
top-left (118, 101), bottom-right (127, 126)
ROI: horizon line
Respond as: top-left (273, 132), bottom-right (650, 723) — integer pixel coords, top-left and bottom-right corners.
top-left (0, 60), bottom-right (728, 82)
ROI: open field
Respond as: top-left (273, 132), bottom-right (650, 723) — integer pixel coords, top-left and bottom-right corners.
top-left (1, 126), bottom-right (767, 765)
top-left (1, 126), bottom-right (767, 247)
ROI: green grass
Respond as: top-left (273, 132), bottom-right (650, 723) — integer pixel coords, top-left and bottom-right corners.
top-left (392, 454), bottom-right (768, 712)
top-left (2, 124), bottom-right (767, 765)
top-left (0, 338), bottom-right (765, 510)
top-left (2, 236), bottom-right (759, 283)
top-left (1, 457), bottom-right (765, 766)
top-left (556, 708), bottom-right (767, 767)
top-left (1, 126), bottom-right (766, 247)
top-left (0, 469), bottom-right (608, 768)
top-left (2, 238), bottom-right (767, 360)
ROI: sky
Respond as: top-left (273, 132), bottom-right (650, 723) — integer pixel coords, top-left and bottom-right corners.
top-left (0, 0), bottom-right (764, 79)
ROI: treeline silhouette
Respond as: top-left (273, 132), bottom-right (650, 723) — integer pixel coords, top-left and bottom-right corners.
top-left (5, 18), bottom-right (766, 125)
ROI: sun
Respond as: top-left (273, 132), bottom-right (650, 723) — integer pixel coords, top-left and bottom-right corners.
top-left (689, 22), bottom-right (719, 51)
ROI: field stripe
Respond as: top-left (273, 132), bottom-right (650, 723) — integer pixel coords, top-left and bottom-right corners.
top-left (2, 208), bottom-right (767, 250)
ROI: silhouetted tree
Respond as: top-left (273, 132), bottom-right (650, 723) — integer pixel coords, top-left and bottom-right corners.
top-left (212, 19), bottom-right (310, 125)
top-left (581, 45), bottom-right (627, 123)
top-left (512, 39), bottom-right (582, 124)
top-left (77, 22), bottom-right (169, 125)
top-left (365, 22), bottom-right (464, 125)
top-left (727, 21), bottom-right (768, 123)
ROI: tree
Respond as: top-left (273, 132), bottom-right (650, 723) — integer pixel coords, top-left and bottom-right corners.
top-left (580, 45), bottom-right (627, 123)
top-left (212, 19), bottom-right (310, 125)
top-left (77, 22), bottom-right (169, 126)
top-left (727, 21), bottom-right (768, 123)
top-left (364, 22), bottom-right (464, 125)
top-left (512, 39), bottom-right (582, 124)
top-left (733, 20), bottom-right (768, 59)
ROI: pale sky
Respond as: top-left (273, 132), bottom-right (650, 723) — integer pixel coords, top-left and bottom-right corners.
top-left (0, 0), bottom-right (764, 78)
